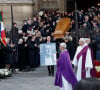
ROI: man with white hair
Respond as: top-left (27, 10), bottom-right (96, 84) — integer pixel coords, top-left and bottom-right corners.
top-left (18, 39), bottom-right (23, 45)
top-left (72, 38), bottom-right (93, 81)
top-left (55, 43), bottom-right (77, 90)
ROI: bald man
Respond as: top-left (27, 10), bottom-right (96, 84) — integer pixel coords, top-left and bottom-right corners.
top-left (72, 38), bottom-right (93, 81)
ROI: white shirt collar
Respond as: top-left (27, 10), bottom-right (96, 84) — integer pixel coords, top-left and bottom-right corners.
top-left (61, 49), bottom-right (67, 52)
top-left (81, 43), bottom-right (88, 48)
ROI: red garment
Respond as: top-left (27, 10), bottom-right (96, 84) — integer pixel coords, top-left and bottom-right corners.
top-left (94, 60), bottom-right (100, 77)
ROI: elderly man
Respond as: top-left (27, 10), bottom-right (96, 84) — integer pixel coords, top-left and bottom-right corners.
top-left (73, 38), bottom-right (93, 81)
top-left (55, 43), bottom-right (77, 90)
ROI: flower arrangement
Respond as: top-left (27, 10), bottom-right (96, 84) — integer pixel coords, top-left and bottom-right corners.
top-left (0, 69), bottom-right (12, 78)
top-left (94, 60), bottom-right (100, 77)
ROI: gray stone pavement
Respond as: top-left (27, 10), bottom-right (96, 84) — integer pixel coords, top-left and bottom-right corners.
top-left (0, 67), bottom-right (59, 90)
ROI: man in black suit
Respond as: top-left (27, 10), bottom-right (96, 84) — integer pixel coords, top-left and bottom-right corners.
top-left (22, 20), bottom-right (28, 33)
top-left (46, 36), bottom-right (54, 76)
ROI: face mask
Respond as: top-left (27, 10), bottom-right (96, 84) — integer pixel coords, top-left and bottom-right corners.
top-left (24, 23), bottom-right (27, 25)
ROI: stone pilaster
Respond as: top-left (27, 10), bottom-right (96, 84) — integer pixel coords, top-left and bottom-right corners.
top-left (0, 0), bottom-right (34, 30)
top-left (58, 0), bottom-right (66, 13)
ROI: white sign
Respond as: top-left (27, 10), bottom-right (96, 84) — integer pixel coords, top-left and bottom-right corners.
top-left (40, 43), bottom-right (56, 66)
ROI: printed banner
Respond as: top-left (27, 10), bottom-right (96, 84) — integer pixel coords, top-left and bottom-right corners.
top-left (40, 43), bottom-right (56, 66)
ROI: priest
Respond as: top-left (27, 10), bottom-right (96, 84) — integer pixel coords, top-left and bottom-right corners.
top-left (55, 43), bottom-right (77, 90)
top-left (72, 38), bottom-right (93, 81)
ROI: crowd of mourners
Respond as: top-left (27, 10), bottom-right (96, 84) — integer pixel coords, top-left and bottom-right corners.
top-left (0, 6), bottom-right (100, 74)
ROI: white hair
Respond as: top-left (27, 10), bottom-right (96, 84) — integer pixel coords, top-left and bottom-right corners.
top-left (18, 39), bottom-right (23, 44)
top-left (79, 38), bottom-right (86, 43)
top-left (69, 36), bottom-right (73, 41)
top-left (85, 38), bottom-right (90, 41)
top-left (18, 30), bottom-right (23, 34)
top-left (60, 43), bottom-right (67, 49)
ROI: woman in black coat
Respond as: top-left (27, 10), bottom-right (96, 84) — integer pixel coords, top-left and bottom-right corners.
top-left (34, 42), bottom-right (40, 68)
top-left (17, 39), bottom-right (26, 71)
top-left (4, 38), bottom-right (15, 70)
top-left (27, 36), bottom-right (36, 69)
top-left (0, 42), bottom-right (4, 68)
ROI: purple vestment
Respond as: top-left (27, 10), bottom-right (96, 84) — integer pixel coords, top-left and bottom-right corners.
top-left (77, 45), bottom-right (89, 78)
top-left (77, 45), bottom-right (94, 78)
top-left (55, 50), bottom-right (78, 89)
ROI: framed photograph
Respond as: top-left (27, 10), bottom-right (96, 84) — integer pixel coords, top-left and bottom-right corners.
top-left (40, 43), bottom-right (56, 66)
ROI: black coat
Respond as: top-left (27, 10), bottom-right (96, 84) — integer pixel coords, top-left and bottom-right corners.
top-left (27, 41), bottom-right (35, 65)
top-left (4, 45), bottom-right (14, 64)
top-left (66, 41), bottom-right (76, 60)
top-left (40, 29), bottom-right (46, 37)
top-left (34, 45), bottom-right (40, 67)
top-left (95, 35), bottom-right (100, 61)
top-left (0, 45), bottom-right (4, 65)
top-left (75, 78), bottom-right (100, 90)
top-left (32, 21), bottom-right (39, 28)
top-left (22, 24), bottom-right (28, 33)
top-left (88, 43), bottom-right (96, 60)
top-left (11, 27), bottom-right (18, 44)
top-left (17, 44), bottom-right (26, 70)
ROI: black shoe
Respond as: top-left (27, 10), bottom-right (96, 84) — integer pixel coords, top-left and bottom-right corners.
top-left (51, 73), bottom-right (54, 77)
top-left (30, 68), bottom-right (35, 71)
top-left (49, 73), bottom-right (51, 76)
top-left (11, 69), bottom-right (17, 74)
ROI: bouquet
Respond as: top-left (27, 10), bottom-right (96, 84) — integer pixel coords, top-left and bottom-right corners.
top-left (0, 69), bottom-right (12, 78)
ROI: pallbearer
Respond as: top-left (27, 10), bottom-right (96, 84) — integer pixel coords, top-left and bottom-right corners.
top-left (55, 43), bottom-right (77, 90)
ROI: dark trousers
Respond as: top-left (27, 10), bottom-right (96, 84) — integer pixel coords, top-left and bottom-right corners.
top-left (47, 65), bottom-right (54, 76)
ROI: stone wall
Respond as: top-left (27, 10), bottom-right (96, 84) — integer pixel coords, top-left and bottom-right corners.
top-left (0, 5), bottom-right (12, 31)
top-left (13, 5), bottom-right (33, 29)
top-left (0, 0), bottom-right (34, 31)
top-left (0, 0), bottom-right (33, 4)
top-left (35, 0), bottom-right (67, 12)
top-left (0, 0), bottom-right (68, 31)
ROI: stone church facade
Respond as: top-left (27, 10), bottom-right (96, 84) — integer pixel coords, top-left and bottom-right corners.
top-left (0, 0), bottom-right (34, 30)
top-left (0, 0), bottom-right (74, 30)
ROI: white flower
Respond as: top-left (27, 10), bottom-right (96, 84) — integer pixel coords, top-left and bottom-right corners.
top-left (0, 70), bottom-right (5, 75)
top-left (0, 69), bottom-right (12, 77)
top-left (95, 66), bottom-right (100, 72)
top-left (5, 72), bottom-right (9, 76)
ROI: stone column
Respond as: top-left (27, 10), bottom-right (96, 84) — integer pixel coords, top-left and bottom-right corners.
top-left (0, 0), bottom-right (34, 30)
top-left (33, 0), bottom-right (39, 12)
top-left (0, 4), bottom-right (12, 31)
top-left (64, 0), bottom-right (67, 11)
top-left (58, 0), bottom-right (67, 13)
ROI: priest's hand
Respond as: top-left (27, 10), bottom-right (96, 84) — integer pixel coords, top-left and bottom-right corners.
top-left (74, 65), bottom-right (77, 73)
top-left (85, 68), bottom-right (89, 71)
top-left (74, 65), bottom-right (77, 69)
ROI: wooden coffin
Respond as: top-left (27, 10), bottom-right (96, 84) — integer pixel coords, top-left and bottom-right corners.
top-left (54, 18), bottom-right (71, 39)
